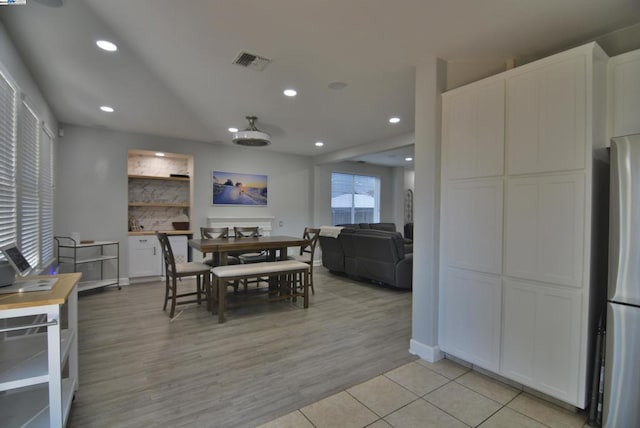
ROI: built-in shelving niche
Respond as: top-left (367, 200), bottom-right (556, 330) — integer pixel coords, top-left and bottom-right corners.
top-left (127, 149), bottom-right (193, 233)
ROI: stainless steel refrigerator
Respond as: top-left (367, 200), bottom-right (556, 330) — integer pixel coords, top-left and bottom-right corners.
top-left (604, 134), bottom-right (640, 427)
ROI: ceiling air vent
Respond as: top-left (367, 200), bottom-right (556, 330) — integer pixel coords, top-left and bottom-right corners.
top-left (232, 51), bottom-right (271, 71)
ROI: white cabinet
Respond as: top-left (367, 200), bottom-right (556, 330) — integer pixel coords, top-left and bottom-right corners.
top-left (502, 279), bottom-right (582, 403)
top-left (504, 173), bottom-right (585, 287)
top-left (439, 42), bottom-right (608, 408)
top-left (444, 179), bottom-right (503, 274)
top-left (608, 49), bottom-right (640, 138)
top-left (129, 235), bottom-right (189, 278)
top-left (442, 78), bottom-right (505, 179)
top-left (128, 236), bottom-right (162, 278)
top-left (0, 273), bottom-right (80, 428)
top-left (439, 268), bottom-right (502, 372)
top-left (507, 54), bottom-right (586, 174)
top-left (440, 77), bottom-right (505, 377)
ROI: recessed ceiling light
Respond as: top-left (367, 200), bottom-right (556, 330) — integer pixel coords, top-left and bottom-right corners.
top-left (389, 117), bottom-right (401, 124)
top-left (283, 89), bottom-right (297, 97)
top-left (228, 127), bottom-right (238, 133)
top-left (96, 40), bottom-right (118, 52)
top-left (100, 106), bottom-right (114, 113)
top-left (315, 141), bottom-right (324, 147)
top-left (328, 81), bottom-right (348, 90)
top-left (405, 157), bottom-right (413, 161)
top-left (155, 152), bottom-right (165, 157)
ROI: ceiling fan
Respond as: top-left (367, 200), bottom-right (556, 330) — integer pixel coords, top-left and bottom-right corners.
top-left (232, 116), bottom-right (271, 147)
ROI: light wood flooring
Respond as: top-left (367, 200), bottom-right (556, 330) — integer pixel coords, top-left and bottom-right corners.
top-left (67, 268), bottom-right (415, 427)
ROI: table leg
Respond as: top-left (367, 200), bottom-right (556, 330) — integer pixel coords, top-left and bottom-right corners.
top-left (304, 270), bottom-right (309, 308)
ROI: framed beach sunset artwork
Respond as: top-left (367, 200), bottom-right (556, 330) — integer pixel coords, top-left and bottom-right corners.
top-left (212, 171), bottom-right (268, 206)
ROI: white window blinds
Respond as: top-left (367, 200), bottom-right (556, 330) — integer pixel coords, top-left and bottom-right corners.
top-left (0, 71), bottom-right (54, 270)
top-left (0, 71), bottom-right (17, 252)
top-left (18, 101), bottom-right (40, 267)
top-left (40, 127), bottom-right (54, 264)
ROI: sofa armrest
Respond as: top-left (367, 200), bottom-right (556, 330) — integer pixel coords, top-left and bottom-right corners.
top-left (395, 253), bottom-right (413, 289)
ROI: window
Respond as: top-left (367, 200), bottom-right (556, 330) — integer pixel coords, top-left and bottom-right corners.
top-left (0, 71), bottom-right (17, 252)
top-left (0, 70), bottom-right (55, 270)
top-left (331, 173), bottom-right (380, 225)
top-left (40, 127), bottom-right (55, 263)
top-left (18, 101), bottom-right (40, 267)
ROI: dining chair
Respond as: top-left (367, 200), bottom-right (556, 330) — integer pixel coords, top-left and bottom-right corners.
top-left (288, 227), bottom-right (321, 294)
top-left (233, 226), bottom-right (268, 263)
top-left (234, 226), bottom-right (269, 292)
top-left (157, 233), bottom-right (212, 318)
top-left (201, 226), bottom-right (240, 293)
top-left (200, 227), bottom-right (239, 267)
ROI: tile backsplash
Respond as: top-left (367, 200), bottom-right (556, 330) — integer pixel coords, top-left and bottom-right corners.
top-left (128, 155), bottom-right (190, 177)
top-left (128, 154), bottom-right (191, 232)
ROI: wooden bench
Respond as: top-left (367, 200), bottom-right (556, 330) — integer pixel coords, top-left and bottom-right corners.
top-left (211, 260), bottom-right (310, 323)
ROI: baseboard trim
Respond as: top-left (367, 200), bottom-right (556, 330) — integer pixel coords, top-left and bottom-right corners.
top-left (409, 339), bottom-right (443, 363)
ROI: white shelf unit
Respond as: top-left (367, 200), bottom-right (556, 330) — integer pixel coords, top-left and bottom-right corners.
top-left (0, 275), bottom-right (79, 428)
top-left (55, 237), bottom-right (120, 292)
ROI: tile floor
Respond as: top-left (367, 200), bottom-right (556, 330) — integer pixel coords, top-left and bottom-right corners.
top-left (258, 358), bottom-right (591, 428)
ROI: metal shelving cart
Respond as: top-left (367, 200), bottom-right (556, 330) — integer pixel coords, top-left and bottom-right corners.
top-left (55, 237), bottom-right (120, 292)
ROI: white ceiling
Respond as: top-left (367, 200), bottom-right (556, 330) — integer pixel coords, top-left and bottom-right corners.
top-left (1, 0), bottom-right (640, 164)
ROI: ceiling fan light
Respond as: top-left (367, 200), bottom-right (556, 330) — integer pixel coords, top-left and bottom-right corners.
top-left (232, 116), bottom-right (271, 147)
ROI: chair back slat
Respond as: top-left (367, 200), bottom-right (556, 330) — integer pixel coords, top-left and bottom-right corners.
top-left (201, 227), bottom-right (230, 239)
top-left (300, 227), bottom-right (321, 256)
top-left (157, 233), bottom-right (177, 275)
top-left (234, 226), bottom-right (260, 238)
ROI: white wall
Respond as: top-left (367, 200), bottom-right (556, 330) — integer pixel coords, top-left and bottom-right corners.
top-left (446, 59), bottom-right (508, 91)
top-left (0, 22), bottom-right (57, 142)
top-left (55, 125), bottom-right (314, 278)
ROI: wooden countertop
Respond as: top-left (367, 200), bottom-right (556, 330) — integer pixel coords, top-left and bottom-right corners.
top-left (0, 272), bottom-right (82, 310)
top-left (129, 230), bottom-right (193, 236)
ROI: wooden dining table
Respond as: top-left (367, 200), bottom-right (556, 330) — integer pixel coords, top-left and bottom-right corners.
top-left (189, 235), bottom-right (310, 316)
top-left (188, 235), bottom-right (308, 265)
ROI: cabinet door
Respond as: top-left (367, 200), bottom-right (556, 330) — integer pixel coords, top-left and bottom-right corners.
top-left (609, 52), bottom-right (640, 138)
top-left (128, 237), bottom-right (162, 278)
top-left (504, 173), bottom-right (585, 287)
top-left (502, 279), bottom-right (582, 405)
top-left (443, 79), bottom-right (505, 179)
top-left (439, 268), bottom-right (502, 372)
top-left (507, 54), bottom-right (586, 174)
top-left (444, 179), bottom-right (503, 274)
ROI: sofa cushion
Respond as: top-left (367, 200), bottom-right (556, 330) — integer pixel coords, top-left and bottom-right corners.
top-left (349, 232), bottom-right (404, 286)
top-left (336, 223), bottom-right (361, 229)
top-left (336, 223), bottom-right (396, 232)
top-left (369, 223), bottom-right (396, 232)
top-left (352, 229), bottom-right (405, 259)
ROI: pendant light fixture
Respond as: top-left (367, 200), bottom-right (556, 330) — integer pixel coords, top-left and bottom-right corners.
top-left (232, 116), bottom-right (271, 147)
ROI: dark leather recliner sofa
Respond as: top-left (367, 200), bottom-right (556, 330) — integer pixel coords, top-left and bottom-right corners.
top-left (319, 226), bottom-right (412, 289)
